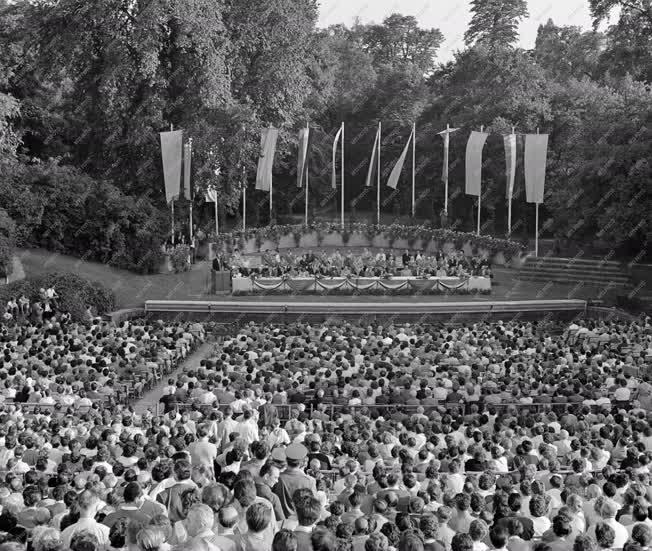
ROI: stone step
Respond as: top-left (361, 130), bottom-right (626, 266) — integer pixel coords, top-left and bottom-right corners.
top-left (523, 256), bottom-right (624, 268)
top-left (523, 260), bottom-right (626, 274)
top-left (517, 267), bottom-right (630, 283)
top-left (515, 273), bottom-right (632, 287)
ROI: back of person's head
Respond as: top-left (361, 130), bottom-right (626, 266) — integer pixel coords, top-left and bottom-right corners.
top-left (108, 517), bottom-right (128, 549)
top-left (233, 479), bottom-right (257, 508)
top-left (186, 504), bottom-right (214, 538)
top-left (573, 535), bottom-right (598, 551)
top-left (246, 502), bottom-right (271, 533)
top-left (469, 519), bottom-right (489, 543)
top-left (217, 506), bottom-right (239, 529)
top-left (398, 531), bottom-right (424, 551)
top-left (32, 527), bottom-right (62, 551)
top-left (506, 518), bottom-right (523, 538)
top-left (595, 522), bottom-right (616, 549)
top-left (123, 481), bottom-right (142, 504)
top-left (296, 495), bottom-right (322, 527)
top-left (419, 515), bottom-right (438, 540)
top-left (599, 500), bottom-right (618, 520)
top-left (70, 531), bottom-right (99, 551)
top-left (76, 491), bottom-right (98, 514)
top-left (490, 526), bottom-right (508, 549)
top-left (552, 515), bottom-right (572, 538)
top-left (273, 530), bottom-right (298, 551)
top-left (632, 524), bottom-right (652, 547)
top-left (136, 527), bottom-right (165, 551)
top-left (311, 526), bottom-right (337, 551)
top-left (365, 532), bottom-right (389, 551)
top-left (452, 534), bottom-right (474, 551)
top-left (529, 495), bottom-right (547, 518)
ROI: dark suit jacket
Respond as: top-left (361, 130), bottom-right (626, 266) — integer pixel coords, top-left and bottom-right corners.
top-left (256, 482), bottom-right (285, 521)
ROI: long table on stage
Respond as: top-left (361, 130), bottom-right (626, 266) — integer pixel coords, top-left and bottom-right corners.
top-left (232, 275), bottom-right (491, 294)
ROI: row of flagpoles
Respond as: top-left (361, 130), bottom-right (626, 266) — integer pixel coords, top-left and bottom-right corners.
top-left (160, 123), bottom-right (549, 255)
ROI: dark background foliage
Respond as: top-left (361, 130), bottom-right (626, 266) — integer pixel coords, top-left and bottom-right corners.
top-left (0, 0), bottom-right (649, 273)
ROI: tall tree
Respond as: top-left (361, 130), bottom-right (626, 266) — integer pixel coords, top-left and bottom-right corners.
top-left (362, 14), bottom-right (443, 75)
top-left (590, 0), bottom-right (652, 82)
top-left (465, 0), bottom-right (529, 49)
top-left (222, 0), bottom-right (319, 125)
top-left (534, 19), bottom-right (605, 80)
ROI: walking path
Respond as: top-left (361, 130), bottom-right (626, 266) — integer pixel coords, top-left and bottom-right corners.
top-left (133, 341), bottom-right (214, 415)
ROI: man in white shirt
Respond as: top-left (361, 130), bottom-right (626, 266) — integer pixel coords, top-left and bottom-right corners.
top-left (237, 408), bottom-right (260, 446)
top-left (61, 490), bottom-right (109, 548)
top-left (586, 500), bottom-right (628, 549)
top-left (188, 425), bottom-right (218, 474)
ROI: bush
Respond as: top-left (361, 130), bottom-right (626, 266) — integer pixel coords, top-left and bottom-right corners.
top-left (170, 246), bottom-right (191, 273)
top-left (0, 272), bottom-right (116, 321)
top-left (0, 161), bottom-right (166, 274)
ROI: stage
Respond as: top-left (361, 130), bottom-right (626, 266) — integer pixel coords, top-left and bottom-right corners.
top-left (144, 298), bottom-right (588, 323)
top-left (231, 275), bottom-right (491, 294)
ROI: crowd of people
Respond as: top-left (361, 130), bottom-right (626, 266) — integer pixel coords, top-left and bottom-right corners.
top-left (225, 249), bottom-right (492, 279)
top-left (0, 313), bottom-right (205, 410)
top-left (0, 316), bottom-right (647, 551)
top-left (4, 288), bottom-right (62, 325)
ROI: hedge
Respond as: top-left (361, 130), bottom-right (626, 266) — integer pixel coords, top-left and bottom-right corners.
top-left (0, 272), bottom-right (116, 322)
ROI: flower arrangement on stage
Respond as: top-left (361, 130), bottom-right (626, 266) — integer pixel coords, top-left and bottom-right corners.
top-left (213, 223), bottom-right (526, 257)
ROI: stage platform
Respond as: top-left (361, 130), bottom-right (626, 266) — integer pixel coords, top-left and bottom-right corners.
top-left (144, 298), bottom-right (588, 323)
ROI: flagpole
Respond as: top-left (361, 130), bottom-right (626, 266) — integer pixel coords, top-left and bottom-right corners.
top-left (188, 138), bottom-right (193, 248)
top-left (507, 126), bottom-right (515, 238)
top-left (170, 123), bottom-right (175, 246)
top-left (305, 121), bottom-right (309, 226)
top-left (477, 125), bottom-right (483, 236)
top-left (535, 127), bottom-right (540, 257)
top-left (377, 121), bottom-right (381, 225)
top-left (411, 122), bottom-right (416, 219)
top-left (242, 166), bottom-right (246, 231)
top-left (215, 196), bottom-right (219, 236)
top-left (269, 125), bottom-right (273, 226)
top-left (340, 121), bottom-right (344, 229)
top-left (443, 124), bottom-right (450, 217)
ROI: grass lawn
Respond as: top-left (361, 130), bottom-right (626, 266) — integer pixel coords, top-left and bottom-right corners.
top-left (17, 248), bottom-right (608, 310)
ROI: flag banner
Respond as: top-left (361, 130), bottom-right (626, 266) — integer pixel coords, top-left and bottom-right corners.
top-left (386, 129), bottom-right (413, 189)
top-left (256, 128), bottom-right (278, 192)
top-left (439, 127), bottom-right (459, 189)
top-left (183, 142), bottom-right (192, 200)
top-left (332, 125), bottom-right (343, 189)
top-left (160, 130), bottom-right (183, 204)
top-left (465, 131), bottom-right (489, 196)
top-left (524, 134), bottom-right (549, 204)
top-left (504, 134), bottom-right (516, 200)
top-left (438, 127), bottom-right (460, 136)
top-left (365, 126), bottom-right (380, 188)
top-left (205, 187), bottom-right (218, 203)
top-left (297, 127), bottom-right (310, 188)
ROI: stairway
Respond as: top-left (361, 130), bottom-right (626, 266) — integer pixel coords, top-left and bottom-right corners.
top-left (516, 256), bottom-right (632, 290)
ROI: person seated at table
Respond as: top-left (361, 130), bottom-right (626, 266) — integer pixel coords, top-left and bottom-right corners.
top-left (402, 250), bottom-right (411, 266)
top-left (387, 252), bottom-right (397, 271)
top-left (436, 264), bottom-right (448, 277)
top-left (352, 255), bottom-right (364, 276)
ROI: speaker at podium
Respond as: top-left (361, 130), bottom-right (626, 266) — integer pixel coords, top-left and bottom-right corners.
top-left (211, 270), bottom-right (231, 294)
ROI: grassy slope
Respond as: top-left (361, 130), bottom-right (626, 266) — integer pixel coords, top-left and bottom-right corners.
top-left (17, 248), bottom-right (608, 310)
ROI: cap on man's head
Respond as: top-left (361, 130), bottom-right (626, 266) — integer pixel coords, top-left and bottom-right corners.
top-left (286, 443), bottom-right (308, 462)
top-left (271, 448), bottom-right (287, 463)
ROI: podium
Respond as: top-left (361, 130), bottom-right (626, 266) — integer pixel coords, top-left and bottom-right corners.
top-left (211, 270), bottom-right (231, 294)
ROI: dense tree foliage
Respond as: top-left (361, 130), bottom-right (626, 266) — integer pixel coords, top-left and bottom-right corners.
top-left (465, 0), bottom-right (529, 49)
top-left (0, 0), bottom-right (649, 267)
